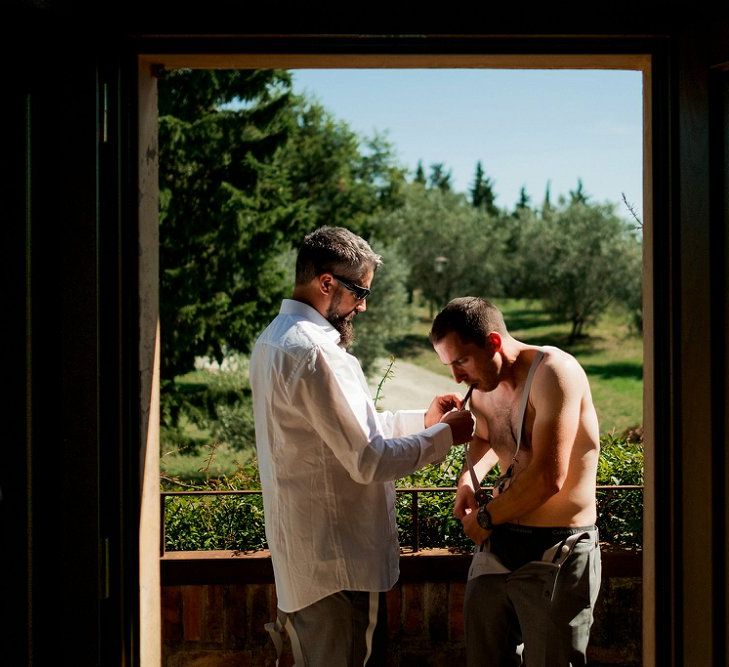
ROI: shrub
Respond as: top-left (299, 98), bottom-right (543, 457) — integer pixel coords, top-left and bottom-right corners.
top-left (162, 433), bottom-right (644, 552)
top-left (595, 431), bottom-right (644, 549)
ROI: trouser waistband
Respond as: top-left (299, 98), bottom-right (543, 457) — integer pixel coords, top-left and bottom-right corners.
top-left (490, 524), bottom-right (597, 571)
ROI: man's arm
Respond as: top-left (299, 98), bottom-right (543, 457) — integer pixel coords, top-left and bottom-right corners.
top-left (293, 346), bottom-right (473, 484)
top-left (376, 392), bottom-right (463, 439)
top-left (461, 358), bottom-right (582, 543)
top-left (453, 432), bottom-right (499, 519)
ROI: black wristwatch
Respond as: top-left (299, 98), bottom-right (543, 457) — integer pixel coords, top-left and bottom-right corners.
top-left (476, 504), bottom-right (494, 531)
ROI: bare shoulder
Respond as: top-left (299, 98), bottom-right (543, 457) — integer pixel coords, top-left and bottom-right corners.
top-left (468, 389), bottom-right (491, 438)
top-left (533, 346), bottom-right (589, 401)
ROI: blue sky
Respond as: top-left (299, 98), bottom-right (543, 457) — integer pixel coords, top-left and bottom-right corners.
top-left (289, 69), bottom-right (643, 218)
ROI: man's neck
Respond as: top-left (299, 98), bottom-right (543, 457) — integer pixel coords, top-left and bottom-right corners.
top-left (291, 287), bottom-right (326, 318)
top-left (498, 340), bottom-right (534, 391)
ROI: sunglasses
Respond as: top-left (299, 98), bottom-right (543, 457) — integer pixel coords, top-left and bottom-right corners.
top-left (332, 274), bottom-right (371, 301)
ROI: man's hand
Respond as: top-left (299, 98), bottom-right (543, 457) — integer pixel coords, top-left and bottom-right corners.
top-left (440, 410), bottom-right (475, 444)
top-left (453, 484), bottom-right (477, 520)
top-left (461, 507), bottom-right (490, 546)
top-left (424, 393), bottom-right (464, 427)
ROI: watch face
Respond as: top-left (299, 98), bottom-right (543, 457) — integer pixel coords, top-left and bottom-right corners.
top-left (477, 505), bottom-right (492, 531)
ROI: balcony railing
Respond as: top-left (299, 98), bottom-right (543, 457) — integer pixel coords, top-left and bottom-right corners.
top-left (160, 485), bottom-right (643, 556)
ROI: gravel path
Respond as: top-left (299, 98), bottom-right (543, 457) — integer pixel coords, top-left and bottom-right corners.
top-left (367, 358), bottom-right (463, 413)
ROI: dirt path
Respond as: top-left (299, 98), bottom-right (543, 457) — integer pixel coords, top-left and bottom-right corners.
top-left (367, 358), bottom-right (462, 413)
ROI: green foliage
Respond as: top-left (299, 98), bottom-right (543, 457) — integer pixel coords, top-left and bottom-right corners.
top-left (373, 355), bottom-right (396, 410)
top-left (596, 432), bottom-right (644, 548)
top-left (597, 432), bottom-right (644, 486)
top-left (351, 242), bottom-right (413, 375)
top-left (377, 184), bottom-right (509, 313)
top-left (278, 101), bottom-right (406, 238)
top-left (159, 75), bottom-right (408, 423)
top-left (514, 185), bottom-right (531, 213)
top-left (163, 458), bottom-right (267, 551)
top-left (157, 70), bottom-right (644, 554)
top-left (517, 199), bottom-right (643, 341)
top-left (428, 162), bottom-right (453, 192)
top-left (159, 69), bottom-right (304, 382)
top-left (569, 178), bottom-right (588, 204)
top-left (470, 160), bottom-right (499, 217)
top-left (161, 355), bottom-right (255, 454)
top-left (394, 447), bottom-right (504, 552)
top-left (163, 434), bottom-right (643, 552)
top-left (398, 433), bottom-right (644, 551)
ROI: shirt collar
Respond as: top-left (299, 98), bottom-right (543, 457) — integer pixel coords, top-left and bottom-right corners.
top-left (280, 298), bottom-right (341, 344)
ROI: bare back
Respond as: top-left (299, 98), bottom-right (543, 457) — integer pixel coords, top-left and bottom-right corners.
top-left (470, 345), bottom-right (600, 527)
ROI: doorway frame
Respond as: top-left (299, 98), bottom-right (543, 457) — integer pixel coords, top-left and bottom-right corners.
top-left (135, 39), bottom-right (667, 667)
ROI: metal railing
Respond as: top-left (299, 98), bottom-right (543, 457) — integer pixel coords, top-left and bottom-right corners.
top-left (160, 484), bottom-right (643, 556)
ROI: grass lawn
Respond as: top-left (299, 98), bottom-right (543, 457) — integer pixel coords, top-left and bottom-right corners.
top-left (388, 298), bottom-right (643, 435)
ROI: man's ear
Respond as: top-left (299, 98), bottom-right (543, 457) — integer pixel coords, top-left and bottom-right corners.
top-left (319, 273), bottom-right (335, 296)
top-left (486, 332), bottom-right (502, 352)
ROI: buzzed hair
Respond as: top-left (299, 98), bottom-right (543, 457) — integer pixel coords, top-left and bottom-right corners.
top-left (429, 297), bottom-right (508, 347)
top-left (295, 226), bottom-right (382, 285)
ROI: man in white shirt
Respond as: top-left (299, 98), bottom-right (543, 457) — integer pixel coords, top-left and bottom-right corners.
top-left (250, 226), bottom-right (474, 666)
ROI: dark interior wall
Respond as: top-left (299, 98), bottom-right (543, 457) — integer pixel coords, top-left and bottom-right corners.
top-left (2, 13), bottom-right (135, 664)
top-left (2, 5), bottom-right (728, 665)
top-left (3, 20), bottom-right (103, 665)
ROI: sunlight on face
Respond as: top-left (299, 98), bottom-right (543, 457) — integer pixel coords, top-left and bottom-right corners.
top-left (433, 331), bottom-right (496, 391)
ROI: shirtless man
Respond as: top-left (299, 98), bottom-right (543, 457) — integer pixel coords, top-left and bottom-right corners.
top-left (429, 297), bottom-right (601, 666)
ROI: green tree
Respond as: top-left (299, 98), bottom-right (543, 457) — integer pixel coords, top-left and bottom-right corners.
top-left (377, 184), bottom-right (507, 315)
top-left (277, 101), bottom-right (405, 239)
top-left (351, 242), bottom-right (413, 375)
top-left (569, 178), bottom-right (588, 204)
top-left (414, 160), bottom-right (426, 185)
top-left (519, 199), bottom-right (642, 340)
top-left (470, 160), bottom-right (499, 217)
top-left (542, 180), bottom-right (554, 218)
top-left (158, 69), bottom-right (303, 383)
top-left (514, 185), bottom-right (531, 213)
top-left (428, 162), bottom-right (452, 192)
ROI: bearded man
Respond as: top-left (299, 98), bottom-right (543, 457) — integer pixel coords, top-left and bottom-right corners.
top-left (250, 226), bottom-right (474, 666)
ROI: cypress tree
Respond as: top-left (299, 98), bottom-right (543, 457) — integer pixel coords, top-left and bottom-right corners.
top-left (515, 185), bottom-right (531, 213)
top-left (428, 162), bottom-right (452, 192)
top-left (470, 160), bottom-right (498, 216)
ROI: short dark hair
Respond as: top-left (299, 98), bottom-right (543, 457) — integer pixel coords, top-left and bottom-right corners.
top-left (295, 226), bottom-right (382, 285)
top-left (429, 297), bottom-right (508, 347)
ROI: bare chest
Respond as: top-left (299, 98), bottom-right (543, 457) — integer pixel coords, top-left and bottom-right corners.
top-left (472, 390), bottom-right (534, 459)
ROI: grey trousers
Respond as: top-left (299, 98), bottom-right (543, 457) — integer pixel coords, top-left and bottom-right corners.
top-left (267, 590), bottom-right (387, 666)
top-left (465, 532), bottom-right (601, 666)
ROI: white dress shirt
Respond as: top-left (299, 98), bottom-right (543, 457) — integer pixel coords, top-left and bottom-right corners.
top-left (249, 299), bottom-right (453, 612)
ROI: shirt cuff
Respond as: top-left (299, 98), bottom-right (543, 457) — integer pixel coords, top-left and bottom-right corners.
top-left (420, 422), bottom-right (453, 465)
top-left (392, 409), bottom-right (428, 434)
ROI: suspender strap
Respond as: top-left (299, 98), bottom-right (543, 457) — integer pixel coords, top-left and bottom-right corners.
top-left (264, 618), bottom-right (285, 666)
top-left (513, 350), bottom-right (544, 463)
top-left (465, 349), bottom-right (544, 496)
top-left (264, 612), bottom-right (305, 667)
top-left (363, 591), bottom-right (380, 665)
top-left (465, 442), bottom-right (481, 495)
